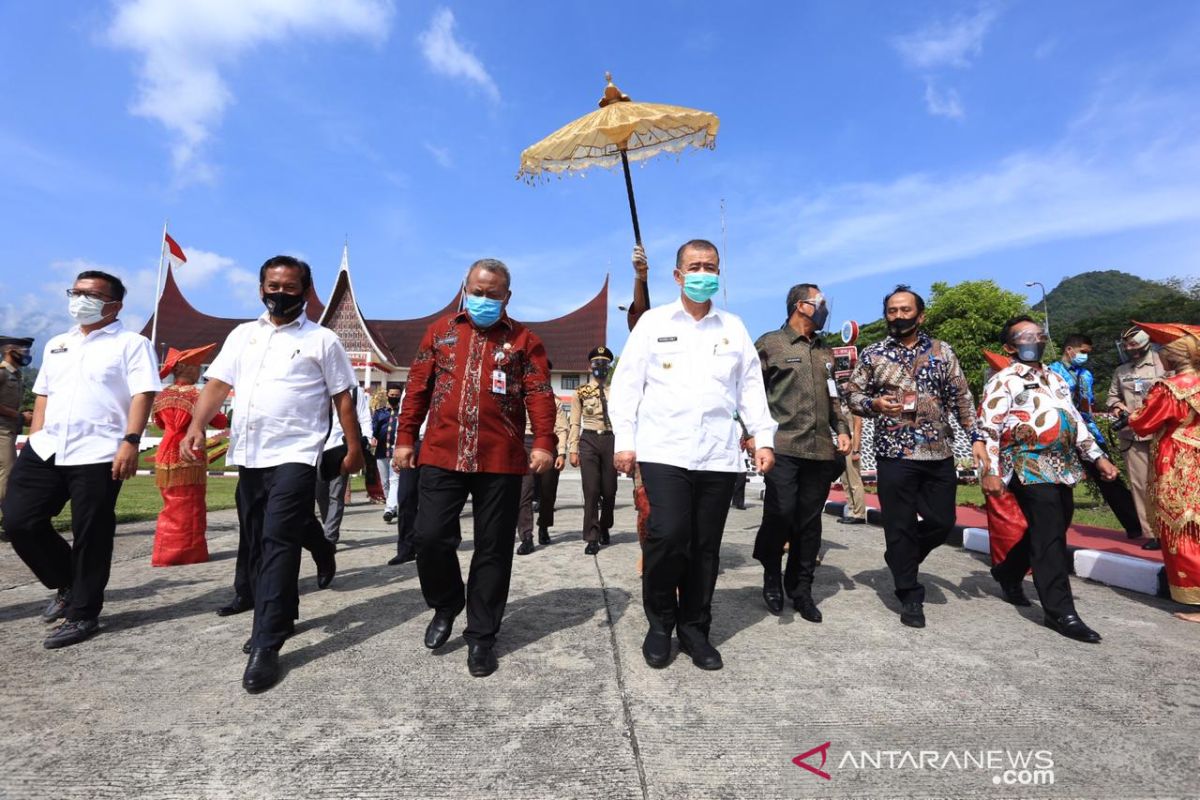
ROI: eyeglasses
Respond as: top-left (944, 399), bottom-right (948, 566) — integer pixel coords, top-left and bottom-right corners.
top-left (66, 289), bottom-right (113, 301)
top-left (680, 261), bottom-right (719, 273)
top-left (1010, 332), bottom-right (1049, 344)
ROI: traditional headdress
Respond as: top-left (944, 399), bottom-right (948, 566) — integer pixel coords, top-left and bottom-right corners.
top-left (158, 343), bottom-right (219, 380)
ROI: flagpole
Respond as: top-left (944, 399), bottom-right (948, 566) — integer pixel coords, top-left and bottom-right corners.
top-left (150, 219), bottom-right (168, 360)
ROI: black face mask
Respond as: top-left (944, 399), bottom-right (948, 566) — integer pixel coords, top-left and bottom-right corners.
top-left (387, 396), bottom-right (400, 408)
top-left (263, 291), bottom-right (305, 319)
top-left (592, 363), bottom-right (610, 381)
top-left (806, 304), bottom-right (830, 331)
top-left (887, 317), bottom-right (919, 339)
top-left (13, 353), bottom-right (32, 367)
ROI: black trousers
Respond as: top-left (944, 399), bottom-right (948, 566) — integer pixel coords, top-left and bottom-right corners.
top-left (875, 457), bottom-right (957, 603)
top-left (1082, 458), bottom-right (1142, 536)
top-left (414, 466), bottom-right (522, 647)
top-left (752, 455), bottom-right (833, 597)
top-left (394, 465), bottom-right (420, 557)
top-left (579, 430), bottom-right (617, 542)
top-left (992, 478), bottom-right (1077, 618)
top-left (731, 472), bottom-right (747, 508)
top-left (235, 464), bottom-right (326, 649)
top-left (232, 484), bottom-right (330, 606)
top-left (638, 462), bottom-right (736, 646)
top-left (1, 446), bottom-right (122, 620)
top-left (518, 467), bottom-right (560, 541)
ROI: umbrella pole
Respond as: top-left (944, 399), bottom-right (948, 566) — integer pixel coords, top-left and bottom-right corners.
top-left (619, 149), bottom-right (643, 246)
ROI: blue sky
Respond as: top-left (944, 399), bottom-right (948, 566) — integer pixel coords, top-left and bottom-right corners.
top-left (2, 1), bottom-right (1199, 361)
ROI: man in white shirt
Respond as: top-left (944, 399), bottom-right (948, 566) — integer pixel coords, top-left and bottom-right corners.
top-left (609, 239), bottom-right (777, 671)
top-left (2, 270), bottom-right (159, 649)
top-left (182, 256), bottom-right (362, 693)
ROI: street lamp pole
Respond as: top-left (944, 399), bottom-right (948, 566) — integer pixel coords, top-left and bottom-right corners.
top-left (1025, 281), bottom-right (1050, 340)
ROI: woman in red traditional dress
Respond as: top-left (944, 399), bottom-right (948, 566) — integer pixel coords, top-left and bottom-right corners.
top-left (151, 344), bottom-right (227, 566)
top-left (1128, 321), bottom-right (1200, 623)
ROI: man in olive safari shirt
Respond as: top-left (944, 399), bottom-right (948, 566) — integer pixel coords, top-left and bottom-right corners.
top-left (753, 283), bottom-right (851, 623)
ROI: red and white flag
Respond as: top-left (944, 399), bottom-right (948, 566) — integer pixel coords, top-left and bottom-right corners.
top-left (165, 232), bottom-right (187, 268)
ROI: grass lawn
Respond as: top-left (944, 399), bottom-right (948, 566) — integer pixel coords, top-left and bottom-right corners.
top-left (50, 474), bottom-right (369, 532)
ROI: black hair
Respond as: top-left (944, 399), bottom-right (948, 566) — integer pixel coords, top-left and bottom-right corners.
top-left (259, 255), bottom-right (313, 293)
top-left (786, 283), bottom-right (820, 317)
top-left (76, 270), bottom-right (127, 301)
top-left (882, 284), bottom-right (924, 316)
top-left (1063, 333), bottom-right (1092, 349)
top-left (999, 314), bottom-right (1039, 346)
top-left (675, 239), bottom-right (720, 267)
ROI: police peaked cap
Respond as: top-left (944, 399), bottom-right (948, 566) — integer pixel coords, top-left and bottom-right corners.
top-left (588, 346), bottom-right (614, 362)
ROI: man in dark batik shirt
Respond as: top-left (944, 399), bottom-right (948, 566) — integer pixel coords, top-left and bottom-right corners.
top-left (844, 285), bottom-right (978, 629)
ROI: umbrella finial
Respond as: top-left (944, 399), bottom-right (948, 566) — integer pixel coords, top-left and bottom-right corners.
top-left (599, 71), bottom-right (631, 108)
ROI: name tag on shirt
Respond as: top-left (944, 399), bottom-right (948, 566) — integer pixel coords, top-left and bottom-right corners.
top-left (1133, 380), bottom-right (1146, 394)
top-left (491, 369), bottom-right (507, 395)
top-left (827, 378), bottom-right (839, 398)
top-left (1023, 383), bottom-right (1039, 390)
top-left (786, 357), bottom-right (803, 363)
top-left (657, 336), bottom-right (677, 343)
top-left (51, 346), bottom-right (68, 354)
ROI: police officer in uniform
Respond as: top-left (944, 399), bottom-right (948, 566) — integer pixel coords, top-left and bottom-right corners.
top-left (570, 346), bottom-right (618, 555)
top-left (0, 337), bottom-right (34, 511)
top-left (1108, 325), bottom-right (1167, 550)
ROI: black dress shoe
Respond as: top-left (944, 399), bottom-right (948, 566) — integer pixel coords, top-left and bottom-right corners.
top-left (584, 540), bottom-right (600, 555)
top-left (382, 510), bottom-right (396, 524)
top-left (837, 516), bottom-right (866, 525)
top-left (900, 601), bottom-right (926, 628)
top-left (43, 618), bottom-right (99, 649)
top-left (1142, 539), bottom-right (1161, 551)
top-left (642, 630), bottom-right (672, 668)
top-left (1126, 528), bottom-right (1143, 540)
top-left (315, 547), bottom-right (336, 589)
top-left (242, 648), bottom-right (281, 693)
top-left (794, 594), bottom-right (823, 623)
top-left (599, 529), bottom-right (611, 546)
top-left (678, 638), bottom-right (723, 671)
top-left (537, 526), bottom-right (551, 545)
top-left (243, 622), bottom-right (295, 654)
top-left (217, 596), bottom-right (253, 617)
top-left (41, 589), bottom-right (70, 623)
top-left (762, 572), bottom-right (784, 615)
top-left (1044, 613), bottom-right (1102, 643)
top-left (387, 550), bottom-right (416, 566)
top-left (998, 580), bottom-right (1032, 607)
top-left (424, 612), bottom-right (455, 650)
top-left (516, 539), bottom-right (535, 556)
top-left (467, 644), bottom-right (498, 677)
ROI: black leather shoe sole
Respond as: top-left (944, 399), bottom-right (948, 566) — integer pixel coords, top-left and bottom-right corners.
top-left (537, 530), bottom-right (551, 545)
top-left (837, 517), bottom-right (866, 525)
top-left (387, 551), bottom-right (416, 566)
top-left (678, 640), bottom-right (723, 671)
top-left (900, 607), bottom-right (926, 628)
top-left (424, 614), bottom-right (455, 650)
top-left (794, 598), bottom-right (823, 623)
top-left (43, 620), bottom-right (100, 649)
top-left (516, 540), bottom-right (535, 556)
top-left (584, 542), bottom-right (600, 555)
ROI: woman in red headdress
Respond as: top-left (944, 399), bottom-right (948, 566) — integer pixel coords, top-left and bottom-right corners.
top-left (151, 344), bottom-right (228, 566)
top-left (1128, 321), bottom-right (1200, 622)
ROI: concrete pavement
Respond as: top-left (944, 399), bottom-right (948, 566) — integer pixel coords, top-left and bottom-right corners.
top-left (1, 472), bottom-right (1197, 799)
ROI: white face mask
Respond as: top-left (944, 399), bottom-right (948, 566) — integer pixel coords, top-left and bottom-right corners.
top-left (68, 294), bottom-right (109, 325)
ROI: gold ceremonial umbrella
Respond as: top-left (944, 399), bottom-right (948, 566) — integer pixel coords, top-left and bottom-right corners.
top-left (518, 73), bottom-right (720, 246)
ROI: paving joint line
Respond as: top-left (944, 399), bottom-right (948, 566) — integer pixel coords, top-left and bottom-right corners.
top-left (592, 552), bottom-right (650, 800)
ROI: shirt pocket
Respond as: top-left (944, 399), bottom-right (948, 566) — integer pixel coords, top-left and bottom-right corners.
top-left (649, 340), bottom-right (685, 373)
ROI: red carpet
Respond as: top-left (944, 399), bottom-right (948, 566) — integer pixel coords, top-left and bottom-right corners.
top-left (826, 489), bottom-right (1162, 563)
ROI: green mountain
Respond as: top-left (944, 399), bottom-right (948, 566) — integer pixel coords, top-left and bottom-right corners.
top-left (1043, 270), bottom-right (1183, 334)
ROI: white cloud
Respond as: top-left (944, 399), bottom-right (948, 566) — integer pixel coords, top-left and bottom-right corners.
top-left (423, 142), bottom-right (454, 168)
top-left (892, 4), bottom-right (1000, 71)
top-left (923, 80), bottom-right (964, 119)
top-left (417, 8), bottom-right (500, 103)
top-left (106, 0), bottom-right (393, 182)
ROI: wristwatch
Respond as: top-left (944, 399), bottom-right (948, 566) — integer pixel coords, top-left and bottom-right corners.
top-left (122, 432), bottom-right (142, 446)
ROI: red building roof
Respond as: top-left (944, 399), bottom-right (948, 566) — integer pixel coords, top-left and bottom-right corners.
top-left (141, 265), bottom-right (608, 373)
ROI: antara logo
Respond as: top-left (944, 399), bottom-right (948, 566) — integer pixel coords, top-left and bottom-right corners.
top-left (792, 742), bottom-right (833, 780)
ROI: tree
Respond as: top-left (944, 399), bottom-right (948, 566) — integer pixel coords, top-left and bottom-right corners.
top-left (923, 280), bottom-right (1031, 397)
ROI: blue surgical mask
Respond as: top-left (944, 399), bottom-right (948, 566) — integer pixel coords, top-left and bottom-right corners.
top-left (464, 294), bottom-right (503, 328)
top-left (1071, 353), bottom-right (1088, 366)
top-left (682, 273), bottom-right (720, 303)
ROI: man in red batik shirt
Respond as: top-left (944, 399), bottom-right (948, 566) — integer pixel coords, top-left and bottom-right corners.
top-left (393, 258), bottom-right (556, 677)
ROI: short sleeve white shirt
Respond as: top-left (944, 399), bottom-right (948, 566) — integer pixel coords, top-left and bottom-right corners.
top-left (28, 320), bottom-right (161, 466)
top-left (324, 386), bottom-right (374, 451)
top-left (608, 299), bottom-right (777, 472)
top-left (206, 313), bottom-right (356, 468)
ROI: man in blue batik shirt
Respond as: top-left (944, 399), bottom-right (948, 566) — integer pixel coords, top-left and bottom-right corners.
top-left (1049, 333), bottom-right (1143, 538)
